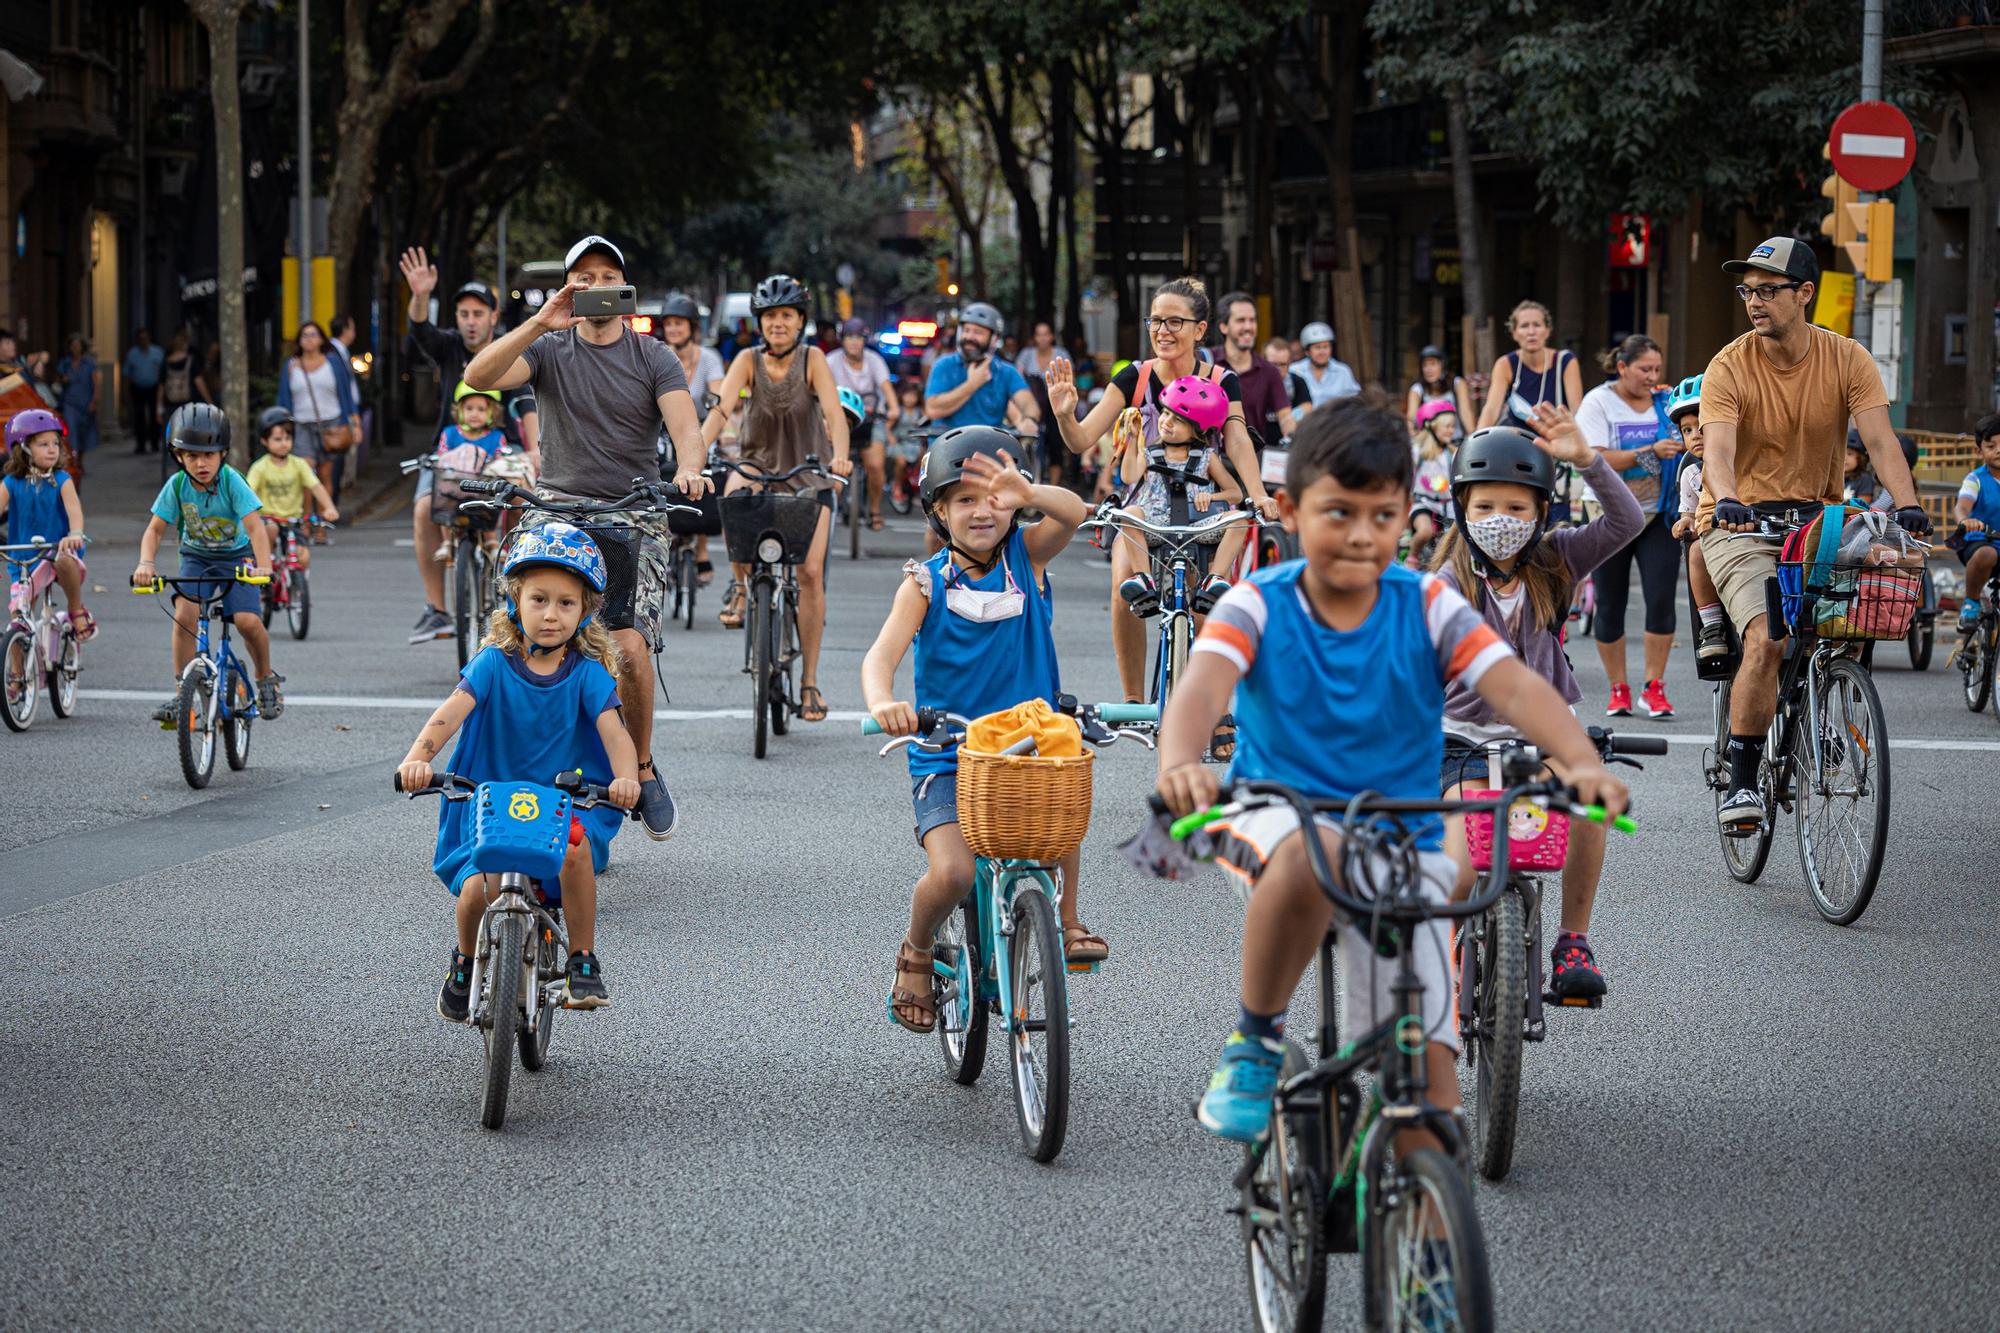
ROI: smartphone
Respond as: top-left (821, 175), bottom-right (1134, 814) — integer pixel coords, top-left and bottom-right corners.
top-left (573, 285), bottom-right (637, 318)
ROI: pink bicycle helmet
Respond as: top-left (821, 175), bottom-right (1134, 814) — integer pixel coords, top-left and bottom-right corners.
top-left (4, 408), bottom-right (65, 450)
top-left (1160, 375), bottom-right (1229, 433)
top-left (1415, 399), bottom-right (1459, 432)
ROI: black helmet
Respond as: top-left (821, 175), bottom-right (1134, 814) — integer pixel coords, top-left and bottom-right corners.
top-left (1419, 343), bottom-right (1446, 362)
top-left (256, 406), bottom-right (294, 438)
top-left (1449, 426), bottom-right (1555, 578)
top-left (751, 273), bottom-right (809, 315)
top-left (166, 402), bottom-right (230, 455)
top-left (960, 302), bottom-right (1004, 336)
top-left (662, 293), bottom-right (701, 323)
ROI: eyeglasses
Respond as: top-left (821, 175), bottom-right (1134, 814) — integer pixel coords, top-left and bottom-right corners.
top-left (1146, 316), bottom-right (1196, 334)
top-left (1735, 282), bottom-right (1802, 304)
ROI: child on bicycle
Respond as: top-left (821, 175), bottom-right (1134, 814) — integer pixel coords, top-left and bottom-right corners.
top-left (132, 404), bottom-right (282, 725)
top-left (1114, 374), bottom-right (1246, 616)
top-left (1954, 413), bottom-right (2000, 630)
top-left (1405, 399), bottom-right (1459, 569)
top-left (1, 408), bottom-right (93, 640)
top-left (1664, 375), bottom-right (1728, 663)
top-left (246, 407), bottom-right (338, 570)
top-left (397, 524), bottom-right (640, 1018)
top-left (1428, 406), bottom-right (1643, 1003)
top-left (1152, 399), bottom-right (1629, 1145)
top-left (860, 425), bottom-right (1091, 1033)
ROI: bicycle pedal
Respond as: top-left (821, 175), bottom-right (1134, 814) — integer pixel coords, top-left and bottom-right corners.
top-left (1524, 1020), bottom-right (1548, 1042)
top-left (1543, 991), bottom-right (1602, 1009)
top-left (1066, 960), bottom-right (1100, 975)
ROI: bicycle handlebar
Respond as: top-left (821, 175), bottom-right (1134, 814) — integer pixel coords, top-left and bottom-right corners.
top-left (712, 455), bottom-right (848, 489)
top-left (1080, 502), bottom-right (1256, 545)
top-left (393, 768), bottom-right (635, 815)
top-left (1, 536), bottom-right (88, 560)
top-left (131, 570), bottom-right (270, 594)
top-left (453, 475), bottom-right (700, 519)
top-left (860, 697), bottom-right (1157, 755)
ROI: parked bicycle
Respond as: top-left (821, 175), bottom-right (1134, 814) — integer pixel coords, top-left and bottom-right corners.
top-left (2, 537), bottom-right (86, 732)
top-left (395, 768), bottom-right (638, 1131)
top-left (132, 567), bottom-right (270, 789)
top-left (259, 516), bottom-right (318, 641)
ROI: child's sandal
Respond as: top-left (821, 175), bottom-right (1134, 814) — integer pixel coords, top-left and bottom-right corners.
top-left (888, 940), bottom-right (938, 1034)
top-left (69, 608), bottom-right (97, 643)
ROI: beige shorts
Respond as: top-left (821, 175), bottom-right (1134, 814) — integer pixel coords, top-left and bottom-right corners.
top-left (1698, 527), bottom-right (1778, 635)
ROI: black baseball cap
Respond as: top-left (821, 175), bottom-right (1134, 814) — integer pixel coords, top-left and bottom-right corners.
top-left (1722, 236), bottom-right (1818, 284)
top-left (453, 280), bottom-right (498, 310)
top-left (564, 234), bottom-right (626, 277)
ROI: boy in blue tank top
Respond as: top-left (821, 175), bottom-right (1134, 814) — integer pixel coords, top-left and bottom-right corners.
top-left (1152, 400), bottom-right (1630, 1146)
top-left (1953, 414), bottom-right (2000, 629)
top-left (861, 425), bottom-right (1088, 1034)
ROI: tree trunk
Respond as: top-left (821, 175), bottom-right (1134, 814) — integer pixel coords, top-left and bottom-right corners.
top-left (1044, 60), bottom-right (1075, 328)
top-left (1444, 86), bottom-right (1493, 383)
top-left (1323, 4), bottom-right (1373, 386)
top-left (971, 66), bottom-right (1050, 318)
top-left (192, 0), bottom-right (251, 469)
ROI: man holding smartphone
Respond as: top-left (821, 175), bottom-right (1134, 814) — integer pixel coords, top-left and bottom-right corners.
top-left (464, 233), bottom-right (708, 841)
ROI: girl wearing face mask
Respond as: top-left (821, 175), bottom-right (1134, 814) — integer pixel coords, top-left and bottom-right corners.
top-left (1429, 406), bottom-right (1642, 1005)
top-left (861, 426), bottom-right (1094, 1033)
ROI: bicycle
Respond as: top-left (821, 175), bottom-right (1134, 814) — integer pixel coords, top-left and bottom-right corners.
top-left (1447, 727), bottom-right (1656, 1182)
top-left (715, 457), bottom-right (844, 760)
top-left (1163, 771), bottom-right (1633, 1333)
top-left (259, 516), bottom-right (318, 641)
top-left (863, 697), bottom-right (1156, 1161)
top-left (132, 567), bottom-right (270, 790)
top-left (394, 768), bottom-right (638, 1131)
top-left (1705, 513), bottom-right (1925, 925)
top-left (403, 453), bottom-right (503, 670)
top-left (1952, 560), bottom-right (1999, 716)
top-left (2, 537), bottom-right (86, 732)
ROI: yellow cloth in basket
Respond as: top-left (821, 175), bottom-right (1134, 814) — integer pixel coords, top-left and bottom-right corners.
top-left (964, 700), bottom-right (1082, 757)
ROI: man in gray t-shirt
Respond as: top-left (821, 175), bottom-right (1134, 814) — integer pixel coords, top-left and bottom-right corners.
top-left (523, 327), bottom-right (687, 497)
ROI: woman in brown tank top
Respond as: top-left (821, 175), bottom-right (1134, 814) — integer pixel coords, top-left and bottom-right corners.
top-left (700, 273), bottom-right (853, 720)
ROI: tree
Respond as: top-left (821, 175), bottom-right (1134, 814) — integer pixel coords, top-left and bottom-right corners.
top-left (189, 0), bottom-right (252, 466)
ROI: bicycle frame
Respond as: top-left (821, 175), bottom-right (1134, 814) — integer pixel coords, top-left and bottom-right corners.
top-left (1083, 502), bottom-right (1253, 706)
top-left (460, 871), bottom-right (569, 1033)
top-left (181, 589), bottom-right (257, 727)
top-left (935, 856), bottom-right (1065, 1045)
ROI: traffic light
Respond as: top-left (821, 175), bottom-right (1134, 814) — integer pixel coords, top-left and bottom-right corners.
top-left (1843, 200), bottom-right (1895, 282)
top-left (1820, 148), bottom-right (1860, 248)
top-left (935, 257), bottom-right (951, 294)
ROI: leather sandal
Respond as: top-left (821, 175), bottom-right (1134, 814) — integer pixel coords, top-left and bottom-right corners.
top-left (887, 939), bottom-right (937, 1033)
top-left (1062, 924), bottom-right (1109, 965)
top-left (719, 581), bottom-right (746, 628)
top-left (799, 684), bottom-right (829, 722)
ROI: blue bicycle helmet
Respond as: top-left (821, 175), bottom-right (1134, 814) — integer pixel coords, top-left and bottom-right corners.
top-left (501, 523), bottom-right (608, 653)
top-left (1666, 373), bottom-right (1703, 423)
top-left (837, 386), bottom-right (866, 428)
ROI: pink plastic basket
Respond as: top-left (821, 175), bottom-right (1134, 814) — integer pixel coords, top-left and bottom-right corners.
top-left (1463, 791), bottom-right (1569, 872)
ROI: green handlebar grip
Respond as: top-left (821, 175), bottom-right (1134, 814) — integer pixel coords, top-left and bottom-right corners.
top-left (1097, 702), bottom-right (1161, 725)
top-left (1169, 805), bottom-right (1228, 840)
top-left (861, 718), bottom-right (883, 736)
top-left (1574, 804), bottom-right (1638, 835)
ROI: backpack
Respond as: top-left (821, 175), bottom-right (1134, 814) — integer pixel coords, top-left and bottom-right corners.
top-left (162, 356), bottom-right (192, 404)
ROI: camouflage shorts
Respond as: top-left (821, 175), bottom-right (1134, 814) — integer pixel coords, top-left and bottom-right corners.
top-left (520, 488), bottom-right (671, 649)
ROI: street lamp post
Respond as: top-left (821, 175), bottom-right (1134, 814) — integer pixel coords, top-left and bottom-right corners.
top-left (296, 0), bottom-right (312, 331)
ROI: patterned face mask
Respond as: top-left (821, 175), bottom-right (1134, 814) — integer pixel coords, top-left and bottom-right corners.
top-left (1466, 513), bottom-right (1538, 564)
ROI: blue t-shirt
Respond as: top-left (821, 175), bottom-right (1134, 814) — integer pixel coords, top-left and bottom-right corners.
top-left (150, 467), bottom-right (263, 556)
top-left (1958, 467), bottom-right (2000, 538)
top-left (124, 344), bottom-right (166, 389)
top-left (434, 645), bottom-right (626, 895)
top-left (3, 471), bottom-right (71, 548)
top-left (439, 424), bottom-right (505, 459)
top-left (1193, 562), bottom-right (1512, 850)
top-left (909, 526), bottom-right (1061, 777)
top-left (924, 353), bottom-right (1028, 431)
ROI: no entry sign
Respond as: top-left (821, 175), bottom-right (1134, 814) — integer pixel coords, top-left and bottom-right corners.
top-left (1830, 101), bottom-right (1916, 193)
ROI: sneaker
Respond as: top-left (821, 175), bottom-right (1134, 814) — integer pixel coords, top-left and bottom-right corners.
top-left (1696, 620), bottom-right (1731, 661)
top-left (407, 606), bottom-right (453, 644)
top-left (1192, 574), bottom-right (1230, 615)
top-left (1641, 679), bottom-right (1674, 719)
top-left (635, 763), bottom-right (677, 841)
top-left (564, 951), bottom-right (610, 1009)
top-left (1195, 1030), bottom-right (1285, 1143)
top-left (1547, 933), bottom-right (1607, 1003)
top-left (1606, 683), bottom-right (1633, 717)
top-left (256, 672), bottom-right (285, 720)
top-left (1962, 602), bottom-right (1984, 632)
top-left (1118, 571), bottom-right (1160, 617)
top-left (1717, 786), bottom-right (1766, 835)
top-left (437, 948), bottom-right (473, 1023)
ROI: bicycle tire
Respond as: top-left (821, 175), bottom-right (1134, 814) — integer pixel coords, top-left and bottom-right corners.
top-left (1006, 880), bottom-right (1070, 1162)
top-left (2, 625), bottom-right (37, 731)
top-left (1241, 1041), bottom-right (1327, 1333)
top-left (1466, 887), bottom-right (1526, 1182)
top-left (259, 577), bottom-right (275, 627)
top-left (1964, 617), bottom-right (1995, 713)
top-left (1907, 622), bottom-right (1932, 671)
top-left (289, 567), bottom-right (311, 640)
top-left (223, 671), bottom-right (253, 771)
top-left (750, 577), bottom-right (772, 759)
top-left (46, 625), bottom-right (79, 717)
top-left (1365, 1148), bottom-right (1495, 1333)
top-left (769, 584), bottom-right (792, 738)
top-left (176, 668), bottom-right (216, 790)
top-left (1169, 611), bottom-right (1190, 707)
top-left (1712, 676), bottom-right (1775, 884)
top-left (678, 546), bottom-right (698, 631)
top-left (482, 913), bottom-right (526, 1130)
top-left (519, 916), bottom-right (560, 1071)
top-left (849, 476), bottom-right (863, 561)
top-left (1794, 655), bottom-right (1890, 926)
top-left (935, 896), bottom-right (989, 1085)
top-left (454, 544), bottom-right (478, 671)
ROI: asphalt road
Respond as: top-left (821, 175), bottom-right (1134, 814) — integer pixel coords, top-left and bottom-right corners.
top-left (4, 449), bottom-right (1996, 1330)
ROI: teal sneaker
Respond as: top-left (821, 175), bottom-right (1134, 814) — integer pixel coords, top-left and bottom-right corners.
top-left (1962, 601), bottom-right (1984, 632)
top-left (1195, 1030), bottom-right (1285, 1143)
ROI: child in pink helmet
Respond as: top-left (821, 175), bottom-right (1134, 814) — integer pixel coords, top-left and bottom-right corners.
top-left (1407, 398), bottom-right (1461, 568)
top-left (1116, 374), bottom-right (1246, 617)
top-left (1, 408), bottom-right (94, 641)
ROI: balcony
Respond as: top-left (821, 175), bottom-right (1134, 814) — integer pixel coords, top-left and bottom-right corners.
top-left (19, 50), bottom-right (120, 147)
top-left (1889, 1), bottom-right (2000, 63)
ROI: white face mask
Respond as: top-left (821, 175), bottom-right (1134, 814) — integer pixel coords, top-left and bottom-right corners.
top-left (1466, 513), bottom-right (1538, 564)
top-left (944, 554), bottom-right (1025, 623)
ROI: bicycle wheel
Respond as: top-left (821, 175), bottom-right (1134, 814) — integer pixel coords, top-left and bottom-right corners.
top-left (288, 568), bottom-right (311, 640)
top-left (46, 625), bottom-right (79, 717)
top-left (223, 671), bottom-right (253, 771)
top-left (1168, 610), bottom-right (1191, 704)
top-left (769, 585), bottom-right (792, 738)
top-left (1006, 880), bottom-right (1070, 1162)
top-left (482, 914), bottom-right (526, 1131)
top-left (1241, 1041), bottom-right (1327, 1333)
top-left (935, 896), bottom-right (989, 1085)
top-left (678, 545), bottom-right (698, 631)
top-left (259, 577), bottom-right (275, 626)
top-left (1464, 888), bottom-right (1525, 1182)
top-left (849, 478), bottom-right (863, 560)
top-left (2, 626), bottom-right (37, 731)
top-left (1365, 1148), bottom-right (1495, 1333)
top-left (454, 544), bottom-right (478, 671)
top-left (1794, 655), bottom-right (1890, 926)
top-left (176, 668), bottom-right (216, 789)
top-left (749, 578), bottom-right (772, 759)
top-left (1711, 677), bottom-right (1775, 884)
top-left (1963, 615), bottom-right (1995, 713)
top-left (519, 914), bottom-right (562, 1071)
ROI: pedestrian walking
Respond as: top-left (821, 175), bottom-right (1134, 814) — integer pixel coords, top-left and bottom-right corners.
top-left (123, 328), bottom-right (165, 454)
top-left (275, 322), bottom-right (361, 529)
top-left (54, 335), bottom-right (99, 472)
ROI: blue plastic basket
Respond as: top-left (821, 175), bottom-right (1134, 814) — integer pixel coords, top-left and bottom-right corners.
top-left (469, 780), bottom-right (573, 883)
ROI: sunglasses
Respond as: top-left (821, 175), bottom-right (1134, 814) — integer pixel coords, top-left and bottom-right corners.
top-left (1735, 282), bottom-right (1803, 304)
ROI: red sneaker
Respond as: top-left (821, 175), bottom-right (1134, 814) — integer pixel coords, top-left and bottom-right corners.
top-left (1641, 679), bottom-right (1675, 718)
top-left (1606, 683), bottom-right (1633, 717)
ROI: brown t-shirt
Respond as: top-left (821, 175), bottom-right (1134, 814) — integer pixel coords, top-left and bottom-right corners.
top-left (1696, 325), bottom-right (1886, 527)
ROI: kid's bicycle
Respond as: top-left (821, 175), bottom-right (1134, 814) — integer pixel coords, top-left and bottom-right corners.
top-left (863, 697), bottom-right (1156, 1162)
top-left (133, 567), bottom-right (270, 789)
top-left (1953, 563), bottom-right (1999, 717)
top-left (395, 769), bottom-right (637, 1131)
top-left (2, 537), bottom-right (85, 732)
top-left (259, 516), bottom-right (318, 640)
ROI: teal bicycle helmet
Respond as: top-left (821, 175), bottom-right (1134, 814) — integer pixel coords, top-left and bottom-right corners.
top-left (1665, 373), bottom-right (1703, 423)
top-left (837, 386), bottom-right (866, 428)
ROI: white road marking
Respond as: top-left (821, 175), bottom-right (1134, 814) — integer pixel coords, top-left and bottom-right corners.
top-left (74, 688), bottom-right (2000, 749)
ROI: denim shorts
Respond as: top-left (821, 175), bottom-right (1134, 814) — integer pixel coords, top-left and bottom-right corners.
top-left (176, 550), bottom-right (262, 618)
top-left (912, 770), bottom-right (958, 845)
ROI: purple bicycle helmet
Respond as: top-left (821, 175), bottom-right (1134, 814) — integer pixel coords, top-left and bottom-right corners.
top-left (4, 409), bottom-right (65, 451)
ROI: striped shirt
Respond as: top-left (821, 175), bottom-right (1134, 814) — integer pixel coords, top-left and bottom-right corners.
top-left (1194, 560), bottom-right (1511, 849)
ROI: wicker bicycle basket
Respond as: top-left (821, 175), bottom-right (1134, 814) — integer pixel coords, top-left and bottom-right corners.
top-left (955, 747), bottom-right (1095, 863)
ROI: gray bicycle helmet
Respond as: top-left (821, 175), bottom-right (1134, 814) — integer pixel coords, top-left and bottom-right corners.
top-left (919, 425), bottom-right (1021, 557)
top-left (256, 406), bottom-right (294, 438)
top-left (960, 301), bottom-right (1004, 337)
top-left (1419, 343), bottom-right (1446, 362)
top-left (661, 293), bottom-right (701, 323)
top-left (166, 402), bottom-right (230, 455)
top-left (1449, 426), bottom-right (1556, 577)
top-left (751, 273), bottom-right (809, 315)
